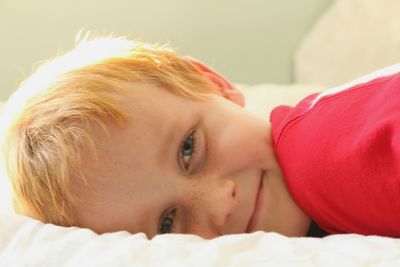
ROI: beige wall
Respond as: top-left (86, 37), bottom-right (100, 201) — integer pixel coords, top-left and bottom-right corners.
top-left (0, 0), bottom-right (333, 101)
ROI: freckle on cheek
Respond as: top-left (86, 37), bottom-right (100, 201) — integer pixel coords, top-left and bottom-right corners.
top-left (189, 185), bottom-right (202, 209)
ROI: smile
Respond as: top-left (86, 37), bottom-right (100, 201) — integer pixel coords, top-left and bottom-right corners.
top-left (246, 170), bottom-right (265, 233)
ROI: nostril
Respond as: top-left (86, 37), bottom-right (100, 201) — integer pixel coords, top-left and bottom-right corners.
top-left (227, 179), bottom-right (236, 199)
top-left (224, 179), bottom-right (236, 198)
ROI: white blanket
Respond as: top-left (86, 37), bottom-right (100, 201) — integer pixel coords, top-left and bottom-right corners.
top-left (1, 212), bottom-right (400, 267)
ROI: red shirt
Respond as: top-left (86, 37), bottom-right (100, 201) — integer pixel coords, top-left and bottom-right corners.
top-left (270, 70), bottom-right (400, 237)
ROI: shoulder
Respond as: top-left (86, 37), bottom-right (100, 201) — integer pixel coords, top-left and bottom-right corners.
top-left (272, 64), bottom-right (400, 149)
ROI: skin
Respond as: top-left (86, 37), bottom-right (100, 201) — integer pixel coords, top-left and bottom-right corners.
top-left (72, 83), bottom-right (310, 239)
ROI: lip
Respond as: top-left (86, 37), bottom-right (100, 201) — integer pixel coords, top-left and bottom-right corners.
top-left (245, 171), bottom-right (265, 233)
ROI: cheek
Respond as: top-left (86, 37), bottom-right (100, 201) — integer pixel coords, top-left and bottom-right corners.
top-left (207, 115), bottom-right (268, 169)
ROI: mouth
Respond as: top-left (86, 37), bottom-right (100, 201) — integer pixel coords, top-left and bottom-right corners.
top-left (246, 171), bottom-right (265, 233)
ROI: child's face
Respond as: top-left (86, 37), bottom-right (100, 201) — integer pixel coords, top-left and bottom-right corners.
top-left (72, 83), bottom-right (310, 238)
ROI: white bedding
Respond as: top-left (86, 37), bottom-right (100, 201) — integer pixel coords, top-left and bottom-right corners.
top-left (1, 212), bottom-right (400, 267)
top-left (295, 0), bottom-right (400, 87)
top-left (1, 83), bottom-right (400, 266)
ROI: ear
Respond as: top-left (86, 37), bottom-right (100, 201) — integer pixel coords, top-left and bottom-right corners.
top-left (187, 57), bottom-right (245, 107)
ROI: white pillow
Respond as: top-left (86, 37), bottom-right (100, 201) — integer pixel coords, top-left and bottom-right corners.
top-left (239, 83), bottom-right (323, 117)
top-left (1, 211), bottom-right (400, 266)
top-left (0, 100), bottom-right (12, 212)
top-left (295, 0), bottom-right (400, 87)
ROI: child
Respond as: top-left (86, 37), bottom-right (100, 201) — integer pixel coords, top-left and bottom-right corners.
top-left (1, 35), bottom-right (399, 239)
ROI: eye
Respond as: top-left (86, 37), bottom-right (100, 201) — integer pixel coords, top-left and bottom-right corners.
top-left (159, 208), bottom-right (176, 234)
top-left (179, 131), bottom-right (196, 171)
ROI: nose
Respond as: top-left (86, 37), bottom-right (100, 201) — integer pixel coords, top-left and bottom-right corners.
top-left (189, 178), bottom-right (237, 238)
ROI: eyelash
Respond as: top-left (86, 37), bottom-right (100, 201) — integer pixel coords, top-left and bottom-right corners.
top-left (178, 130), bottom-right (197, 171)
top-left (159, 208), bottom-right (177, 234)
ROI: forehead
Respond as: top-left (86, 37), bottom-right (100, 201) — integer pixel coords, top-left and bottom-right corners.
top-left (88, 83), bottom-right (198, 175)
top-left (125, 83), bottom-right (201, 115)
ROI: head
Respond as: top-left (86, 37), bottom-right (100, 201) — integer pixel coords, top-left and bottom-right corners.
top-left (1, 34), bottom-right (309, 238)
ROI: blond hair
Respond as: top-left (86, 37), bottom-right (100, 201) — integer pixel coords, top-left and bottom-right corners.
top-left (0, 34), bottom-right (219, 226)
